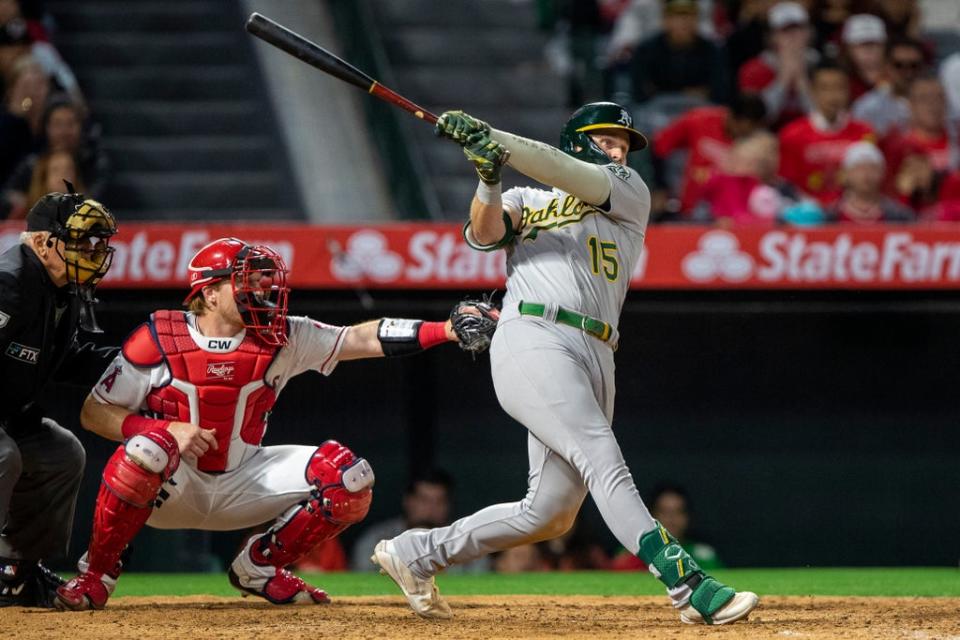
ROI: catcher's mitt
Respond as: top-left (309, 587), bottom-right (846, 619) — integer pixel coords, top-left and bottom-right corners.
top-left (450, 295), bottom-right (500, 354)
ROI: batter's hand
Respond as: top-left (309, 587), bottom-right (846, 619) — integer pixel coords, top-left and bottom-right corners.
top-left (167, 421), bottom-right (218, 460)
top-left (463, 132), bottom-right (507, 184)
top-left (435, 110), bottom-right (490, 144)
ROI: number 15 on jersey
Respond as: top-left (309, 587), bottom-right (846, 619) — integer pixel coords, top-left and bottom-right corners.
top-left (587, 236), bottom-right (619, 282)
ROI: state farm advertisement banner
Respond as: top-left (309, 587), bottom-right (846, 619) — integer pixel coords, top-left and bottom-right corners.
top-left (2, 221), bottom-right (960, 289)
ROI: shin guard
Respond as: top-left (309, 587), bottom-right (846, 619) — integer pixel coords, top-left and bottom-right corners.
top-left (85, 430), bottom-right (180, 577)
top-left (250, 441), bottom-right (374, 568)
top-left (638, 521), bottom-right (734, 623)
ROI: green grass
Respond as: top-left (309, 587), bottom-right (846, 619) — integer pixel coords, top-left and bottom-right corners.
top-left (112, 568), bottom-right (960, 599)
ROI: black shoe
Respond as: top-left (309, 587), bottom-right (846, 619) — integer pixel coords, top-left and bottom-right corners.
top-left (0, 559), bottom-right (65, 608)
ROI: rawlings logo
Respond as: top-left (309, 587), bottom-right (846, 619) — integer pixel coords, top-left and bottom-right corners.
top-left (206, 362), bottom-right (235, 380)
top-left (5, 342), bottom-right (39, 364)
top-left (100, 365), bottom-right (122, 393)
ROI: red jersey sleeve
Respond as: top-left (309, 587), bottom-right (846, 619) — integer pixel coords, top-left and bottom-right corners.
top-left (738, 57), bottom-right (775, 92)
top-left (653, 111), bottom-right (692, 158)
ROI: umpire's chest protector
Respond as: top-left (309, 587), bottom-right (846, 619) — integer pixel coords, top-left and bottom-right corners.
top-left (129, 310), bottom-right (279, 472)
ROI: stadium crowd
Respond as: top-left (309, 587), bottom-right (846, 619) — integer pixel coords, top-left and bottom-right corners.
top-left (547, 0), bottom-right (960, 224)
top-left (0, 0), bottom-right (108, 220)
top-left (3, 0), bottom-right (960, 227)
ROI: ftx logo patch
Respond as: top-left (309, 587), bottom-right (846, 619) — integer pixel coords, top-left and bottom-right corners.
top-left (6, 342), bottom-right (39, 364)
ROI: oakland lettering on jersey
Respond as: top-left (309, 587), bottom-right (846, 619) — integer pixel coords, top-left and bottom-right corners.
top-left (519, 194), bottom-right (602, 240)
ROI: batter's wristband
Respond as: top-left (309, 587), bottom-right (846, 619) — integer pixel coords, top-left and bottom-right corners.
top-left (121, 414), bottom-right (171, 440)
top-left (475, 180), bottom-right (502, 206)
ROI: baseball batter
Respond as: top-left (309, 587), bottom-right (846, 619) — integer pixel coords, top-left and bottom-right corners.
top-left (54, 237), bottom-right (491, 610)
top-left (372, 103), bottom-right (759, 625)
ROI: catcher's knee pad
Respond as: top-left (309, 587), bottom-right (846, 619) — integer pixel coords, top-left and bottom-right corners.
top-left (103, 430), bottom-right (180, 508)
top-left (308, 440), bottom-right (374, 524)
top-left (85, 429), bottom-right (179, 578)
top-left (250, 441), bottom-right (374, 568)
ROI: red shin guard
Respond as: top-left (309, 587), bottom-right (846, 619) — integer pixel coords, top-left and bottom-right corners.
top-left (251, 441), bottom-right (373, 568)
top-left (85, 430), bottom-right (180, 577)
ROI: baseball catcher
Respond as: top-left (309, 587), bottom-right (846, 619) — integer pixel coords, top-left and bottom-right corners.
top-left (54, 237), bottom-right (495, 610)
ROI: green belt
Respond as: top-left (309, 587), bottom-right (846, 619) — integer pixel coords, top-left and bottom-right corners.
top-left (518, 301), bottom-right (613, 343)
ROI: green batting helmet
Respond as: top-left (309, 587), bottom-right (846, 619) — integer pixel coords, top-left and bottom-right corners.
top-left (559, 102), bottom-right (648, 164)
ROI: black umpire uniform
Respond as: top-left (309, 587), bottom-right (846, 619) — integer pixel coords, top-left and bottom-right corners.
top-left (0, 193), bottom-right (116, 607)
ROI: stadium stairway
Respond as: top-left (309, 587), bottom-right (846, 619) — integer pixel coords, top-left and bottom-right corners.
top-left (369, 0), bottom-right (568, 218)
top-left (48, 0), bottom-right (303, 221)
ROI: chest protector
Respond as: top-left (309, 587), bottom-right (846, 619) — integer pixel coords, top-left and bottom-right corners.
top-left (143, 310), bottom-right (279, 472)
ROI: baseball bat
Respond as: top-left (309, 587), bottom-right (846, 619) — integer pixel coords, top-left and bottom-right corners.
top-left (245, 12), bottom-right (438, 124)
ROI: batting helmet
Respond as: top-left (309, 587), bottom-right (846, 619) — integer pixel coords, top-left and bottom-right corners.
top-left (559, 102), bottom-right (647, 164)
top-left (184, 237), bottom-right (291, 346)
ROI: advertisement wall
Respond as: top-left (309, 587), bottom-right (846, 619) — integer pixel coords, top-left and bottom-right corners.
top-left (5, 222), bottom-right (960, 289)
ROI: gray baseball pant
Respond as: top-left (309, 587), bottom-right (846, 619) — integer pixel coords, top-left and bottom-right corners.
top-left (0, 418), bottom-right (85, 561)
top-left (392, 315), bottom-right (655, 579)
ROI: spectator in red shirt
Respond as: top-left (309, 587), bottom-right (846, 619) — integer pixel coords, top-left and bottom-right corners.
top-left (779, 60), bottom-right (875, 205)
top-left (827, 141), bottom-right (914, 223)
top-left (883, 75), bottom-right (956, 217)
top-left (839, 14), bottom-right (886, 102)
top-left (652, 93), bottom-right (768, 214)
top-left (739, 2), bottom-right (819, 128)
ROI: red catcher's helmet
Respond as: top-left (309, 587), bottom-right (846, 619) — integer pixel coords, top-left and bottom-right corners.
top-left (183, 237), bottom-right (291, 346)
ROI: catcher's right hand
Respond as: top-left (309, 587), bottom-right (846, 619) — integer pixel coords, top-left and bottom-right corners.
top-left (435, 110), bottom-right (490, 144)
top-left (449, 295), bottom-right (500, 355)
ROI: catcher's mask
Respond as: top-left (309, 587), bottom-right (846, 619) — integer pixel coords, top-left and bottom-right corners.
top-left (559, 101), bottom-right (647, 164)
top-left (184, 237), bottom-right (291, 347)
top-left (25, 186), bottom-right (118, 332)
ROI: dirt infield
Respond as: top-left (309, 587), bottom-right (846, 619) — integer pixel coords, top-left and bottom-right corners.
top-left (4, 595), bottom-right (959, 640)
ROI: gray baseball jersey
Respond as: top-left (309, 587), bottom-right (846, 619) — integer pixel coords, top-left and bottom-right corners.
top-left (392, 165), bottom-right (661, 582)
top-left (470, 163), bottom-right (650, 330)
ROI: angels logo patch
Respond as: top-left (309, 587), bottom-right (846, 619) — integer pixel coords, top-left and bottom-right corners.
top-left (100, 365), bottom-right (122, 393)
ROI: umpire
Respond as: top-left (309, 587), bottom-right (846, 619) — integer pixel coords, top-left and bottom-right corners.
top-left (0, 190), bottom-right (117, 607)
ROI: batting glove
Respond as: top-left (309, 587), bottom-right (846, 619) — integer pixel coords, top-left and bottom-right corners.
top-left (462, 132), bottom-right (507, 185)
top-left (435, 110), bottom-right (490, 145)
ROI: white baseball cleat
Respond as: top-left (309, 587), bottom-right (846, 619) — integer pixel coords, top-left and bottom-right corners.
top-left (679, 590), bottom-right (759, 625)
top-left (371, 540), bottom-right (452, 619)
